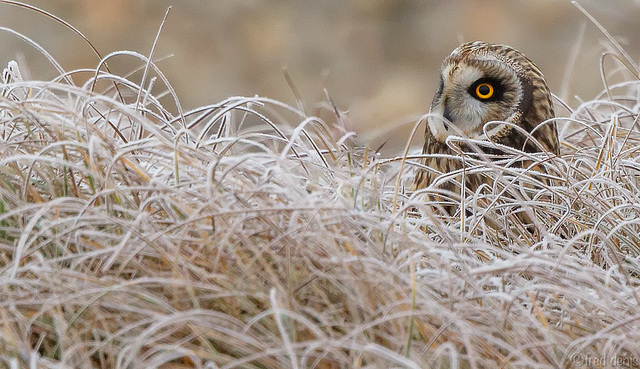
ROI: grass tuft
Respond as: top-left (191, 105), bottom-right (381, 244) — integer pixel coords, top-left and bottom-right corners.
top-left (2, 8), bottom-right (640, 369)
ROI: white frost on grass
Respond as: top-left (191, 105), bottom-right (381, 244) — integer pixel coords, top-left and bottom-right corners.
top-left (1, 11), bottom-right (640, 369)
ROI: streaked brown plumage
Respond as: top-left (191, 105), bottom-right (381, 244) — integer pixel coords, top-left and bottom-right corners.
top-left (413, 41), bottom-right (559, 197)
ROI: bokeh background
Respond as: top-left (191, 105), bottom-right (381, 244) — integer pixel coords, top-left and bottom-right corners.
top-left (1, 1), bottom-right (639, 153)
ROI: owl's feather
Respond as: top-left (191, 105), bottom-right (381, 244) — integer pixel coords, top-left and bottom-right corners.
top-left (413, 41), bottom-right (559, 196)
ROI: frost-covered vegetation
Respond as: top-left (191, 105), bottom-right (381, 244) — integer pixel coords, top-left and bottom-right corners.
top-left (1, 4), bottom-right (640, 369)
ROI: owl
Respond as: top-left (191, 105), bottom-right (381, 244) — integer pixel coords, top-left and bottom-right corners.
top-left (413, 41), bottom-right (559, 199)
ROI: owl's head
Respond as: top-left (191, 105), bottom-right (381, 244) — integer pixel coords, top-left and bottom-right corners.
top-left (427, 41), bottom-right (556, 153)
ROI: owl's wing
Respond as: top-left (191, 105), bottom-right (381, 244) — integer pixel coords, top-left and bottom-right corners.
top-left (412, 127), bottom-right (453, 191)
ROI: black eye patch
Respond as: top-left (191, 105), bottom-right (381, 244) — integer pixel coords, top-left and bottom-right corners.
top-left (468, 78), bottom-right (503, 102)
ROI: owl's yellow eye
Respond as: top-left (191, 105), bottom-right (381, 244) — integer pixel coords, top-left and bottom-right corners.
top-left (475, 83), bottom-right (494, 99)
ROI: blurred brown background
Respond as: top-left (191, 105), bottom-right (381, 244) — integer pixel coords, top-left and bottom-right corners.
top-left (1, 1), bottom-right (639, 153)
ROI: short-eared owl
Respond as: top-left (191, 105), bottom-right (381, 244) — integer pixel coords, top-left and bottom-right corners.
top-left (413, 41), bottom-right (559, 193)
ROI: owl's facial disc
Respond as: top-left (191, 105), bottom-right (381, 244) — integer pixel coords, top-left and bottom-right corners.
top-left (428, 60), bottom-right (521, 143)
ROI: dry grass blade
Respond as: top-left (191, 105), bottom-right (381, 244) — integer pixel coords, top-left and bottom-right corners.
top-left (1, 4), bottom-right (640, 369)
